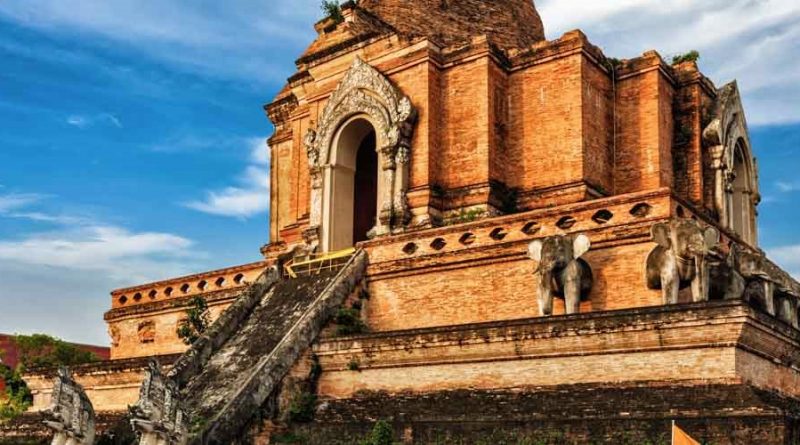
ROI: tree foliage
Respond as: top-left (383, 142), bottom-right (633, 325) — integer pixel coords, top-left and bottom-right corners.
top-left (672, 50), bottom-right (700, 65)
top-left (1, 334), bottom-right (98, 422)
top-left (0, 363), bottom-right (32, 421)
top-left (13, 334), bottom-right (98, 369)
top-left (176, 296), bottom-right (211, 345)
top-left (320, 0), bottom-right (343, 23)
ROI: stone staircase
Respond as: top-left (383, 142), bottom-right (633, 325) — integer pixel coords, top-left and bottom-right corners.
top-left (153, 249), bottom-right (367, 444)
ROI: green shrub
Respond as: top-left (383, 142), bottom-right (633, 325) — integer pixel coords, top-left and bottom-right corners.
top-left (176, 296), bottom-right (211, 345)
top-left (321, 1), bottom-right (343, 23)
top-left (359, 420), bottom-right (395, 445)
top-left (335, 307), bottom-right (367, 336)
top-left (672, 50), bottom-right (700, 64)
top-left (287, 392), bottom-right (317, 423)
top-left (347, 359), bottom-right (360, 371)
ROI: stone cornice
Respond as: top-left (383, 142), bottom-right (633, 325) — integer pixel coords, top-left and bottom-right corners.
top-left (111, 261), bottom-right (265, 296)
top-left (104, 288), bottom-right (242, 322)
top-left (24, 353), bottom-right (181, 379)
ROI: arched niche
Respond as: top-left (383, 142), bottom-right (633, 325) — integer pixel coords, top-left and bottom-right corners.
top-left (322, 116), bottom-right (380, 251)
top-left (702, 82), bottom-right (760, 246)
top-left (729, 139), bottom-right (756, 243)
top-left (304, 57), bottom-right (417, 252)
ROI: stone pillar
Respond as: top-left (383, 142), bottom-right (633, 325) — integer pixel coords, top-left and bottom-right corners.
top-left (374, 146), bottom-right (397, 238)
top-left (763, 281), bottom-right (776, 316)
top-left (393, 145), bottom-right (411, 227)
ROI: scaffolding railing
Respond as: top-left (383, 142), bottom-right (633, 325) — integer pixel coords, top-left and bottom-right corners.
top-left (283, 247), bottom-right (356, 278)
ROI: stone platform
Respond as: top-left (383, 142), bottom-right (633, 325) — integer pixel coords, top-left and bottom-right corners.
top-left (271, 300), bottom-right (800, 444)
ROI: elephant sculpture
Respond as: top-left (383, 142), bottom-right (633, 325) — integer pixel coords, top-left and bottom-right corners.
top-left (646, 219), bottom-right (720, 304)
top-left (708, 247), bottom-right (746, 301)
top-left (528, 234), bottom-right (593, 316)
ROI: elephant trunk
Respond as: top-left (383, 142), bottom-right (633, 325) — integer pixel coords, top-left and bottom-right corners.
top-left (538, 269), bottom-right (554, 316)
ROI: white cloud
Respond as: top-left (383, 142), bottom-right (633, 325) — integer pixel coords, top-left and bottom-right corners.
top-left (0, 190), bottom-right (201, 284)
top-left (776, 181), bottom-right (800, 193)
top-left (767, 244), bottom-right (800, 281)
top-left (249, 137), bottom-right (269, 165)
top-left (0, 188), bottom-right (204, 343)
top-left (66, 115), bottom-right (89, 128)
top-left (536, 0), bottom-right (800, 125)
top-left (0, 0), bottom-right (320, 85)
top-left (0, 192), bottom-right (91, 225)
top-left (185, 137), bottom-right (270, 218)
top-left (0, 193), bottom-right (45, 212)
top-left (66, 113), bottom-right (123, 129)
top-left (0, 225), bottom-right (195, 283)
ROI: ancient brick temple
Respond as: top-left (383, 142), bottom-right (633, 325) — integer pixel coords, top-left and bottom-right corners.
top-left (6, 1), bottom-right (800, 444)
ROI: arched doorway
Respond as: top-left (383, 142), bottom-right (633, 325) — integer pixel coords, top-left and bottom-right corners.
top-left (353, 130), bottom-right (378, 244)
top-left (322, 117), bottom-right (379, 251)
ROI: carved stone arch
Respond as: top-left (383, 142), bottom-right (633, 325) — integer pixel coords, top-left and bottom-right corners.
top-left (304, 57), bottom-right (416, 251)
top-left (702, 81), bottom-right (759, 246)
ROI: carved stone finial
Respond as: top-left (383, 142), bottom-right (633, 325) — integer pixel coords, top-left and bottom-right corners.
top-left (42, 367), bottom-right (95, 445)
top-left (130, 360), bottom-right (187, 445)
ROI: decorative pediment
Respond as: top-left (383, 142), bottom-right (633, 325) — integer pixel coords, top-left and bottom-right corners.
top-left (702, 81), bottom-right (754, 169)
top-left (701, 81), bottom-right (760, 245)
top-left (306, 56), bottom-right (415, 170)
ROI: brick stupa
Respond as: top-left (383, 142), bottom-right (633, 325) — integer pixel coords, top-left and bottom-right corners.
top-left (6, 1), bottom-right (800, 444)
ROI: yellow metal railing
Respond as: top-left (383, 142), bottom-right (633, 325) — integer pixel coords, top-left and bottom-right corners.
top-left (283, 247), bottom-right (356, 278)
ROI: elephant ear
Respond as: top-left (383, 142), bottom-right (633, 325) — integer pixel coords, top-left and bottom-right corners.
top-left (572, 234), bottom-right (591, 259)
top-left (527, 240), bottom-right (544, 262)
top-left (703, 226), bottom-right (720, 250)
top-left (651, 223), bottom-right (671, 248)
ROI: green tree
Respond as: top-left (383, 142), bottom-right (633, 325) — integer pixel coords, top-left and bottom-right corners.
top-left (177, 296), bottom-right (211, 345)
top-left (0, 363), bottom-right (32, 421)
top-left (321, 0), bottom-right (343, 23)
top-left (13, 334), bottom-right (98, 369)
top-left (1, 334), bottom-right (98, 422)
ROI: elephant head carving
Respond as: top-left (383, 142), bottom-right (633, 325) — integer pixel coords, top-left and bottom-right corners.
top-left (646, 219), bottom-right (720, 304)
top-left (528, 234), bottom-right (593, 316)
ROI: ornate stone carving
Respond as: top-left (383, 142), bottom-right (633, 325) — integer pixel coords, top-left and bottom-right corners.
top-left (42, 367), bottom-right (95, 445)
top-left (130, 360), bottom-right (187, 445)
top-left (306, 56), bottom-right (417, 245)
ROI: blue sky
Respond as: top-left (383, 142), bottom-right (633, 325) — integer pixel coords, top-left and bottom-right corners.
top-left (0, 0), bottom-right (798, 345)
